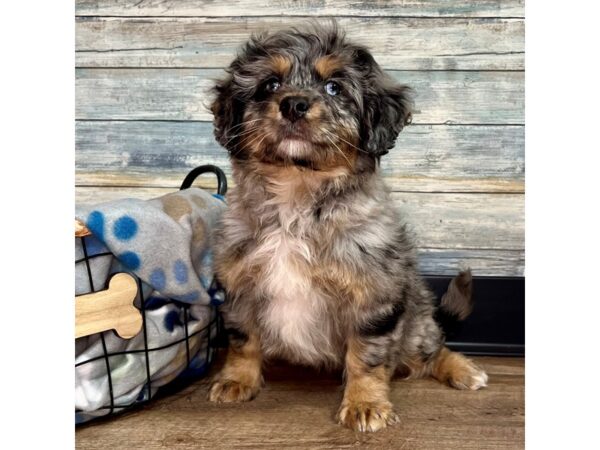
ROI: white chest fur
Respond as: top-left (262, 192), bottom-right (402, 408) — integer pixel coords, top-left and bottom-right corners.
top-left (250, 210), bottom-right (338, 365)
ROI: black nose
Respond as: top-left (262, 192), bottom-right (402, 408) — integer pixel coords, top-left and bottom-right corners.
top-left (280, 96), bottom-right (310, 122)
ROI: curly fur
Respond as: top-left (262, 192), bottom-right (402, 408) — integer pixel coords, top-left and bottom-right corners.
top-left (208, 23), bottom-right (487, 432)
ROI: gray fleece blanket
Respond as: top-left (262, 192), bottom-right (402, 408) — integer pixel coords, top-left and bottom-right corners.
top-left (75, 187), bottom-right (226, 423)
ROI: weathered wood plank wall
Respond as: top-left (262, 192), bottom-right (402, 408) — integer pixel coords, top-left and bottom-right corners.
top-left (75, 0), bottom-right (525, 277)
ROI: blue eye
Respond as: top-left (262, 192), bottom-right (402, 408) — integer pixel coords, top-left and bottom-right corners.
top-left (265, 78), bottom-right (281, 93)
top-left (325, 81), bottom-right (341, 96)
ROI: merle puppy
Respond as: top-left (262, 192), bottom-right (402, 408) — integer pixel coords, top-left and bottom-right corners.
top-left (208, 24), bottom-right (487, 432)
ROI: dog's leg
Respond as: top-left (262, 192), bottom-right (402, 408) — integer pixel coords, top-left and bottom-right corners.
top-left (429, 346), bottom-right (488, 390)
top-left (337, 338), bottom-right (399, 432)
top-left (208, 331), bottom-right (263, 402)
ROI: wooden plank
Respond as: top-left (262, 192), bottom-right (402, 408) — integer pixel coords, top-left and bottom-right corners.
top-left (418, 248), bottom-right (523, 277)
top-left (76, 357), bottom-right (524, 449)
top-left (75, 121), bottom-right (524, 193)
top-left (76, 17), bottom-right (524, 71)
top-left (76, 186), bottom-right (172, 204)
top-left (391, 192), bottom-right (523, 251)
top-left (75, 0), bottom-right (525, 18)
top-left (76, 187), bottom-right (524, 276)
top-left (76, 69), bottom-right (524, 124)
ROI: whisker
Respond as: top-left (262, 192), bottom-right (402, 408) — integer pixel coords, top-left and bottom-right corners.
top-left (325, 135), bottom-right (353, 167)
top-left (335, 137), bottom-right (370, 155)
top-left (225, 118), bottom-right (263, 134)
top-left (255, 133), bottom-right (270, 150)
top-left (322, 129), bottom-right (369, 155)
top-left (224, 125), bottom-right (262, 140)
top-left (242, 130), bottom-right (270, 149)
top-left (222, 126), bottom-right (263, 147)
top-left (230, 131), bottom-right (266, 158)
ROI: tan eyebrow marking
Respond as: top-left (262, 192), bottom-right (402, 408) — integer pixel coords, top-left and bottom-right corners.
top-left (269, 54), bottom-right (292, 77)
top-left (315, 54), bottom-right (344, 79)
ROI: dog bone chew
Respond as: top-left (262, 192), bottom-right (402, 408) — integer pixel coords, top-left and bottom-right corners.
top-left (75, 273), bottom-right (142, 339)
top-left (75, 219), bottom-right (92, 237)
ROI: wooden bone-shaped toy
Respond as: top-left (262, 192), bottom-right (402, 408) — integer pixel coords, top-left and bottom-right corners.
top-left (75, 220), bottom-right (143, 339)
top-left (75, 273), bottom-right (142, 339)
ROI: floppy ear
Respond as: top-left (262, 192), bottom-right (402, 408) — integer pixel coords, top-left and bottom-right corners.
top-left (359, 58), bottom-right (413, 156)
top-left (211, 75), bottom-right (244, 153)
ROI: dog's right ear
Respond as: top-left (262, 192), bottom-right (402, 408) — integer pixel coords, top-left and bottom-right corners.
top-left (211, 75), bottom-right (244, 152)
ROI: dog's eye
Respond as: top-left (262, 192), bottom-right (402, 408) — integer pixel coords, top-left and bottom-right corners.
top-left (325, 81), bottom-right (341, 96)
top-left (264, 78), bottom-right (281, 93)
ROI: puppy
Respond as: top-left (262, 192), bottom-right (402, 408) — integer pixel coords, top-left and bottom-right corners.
top-left (208, 24), bottom-right (488, 432)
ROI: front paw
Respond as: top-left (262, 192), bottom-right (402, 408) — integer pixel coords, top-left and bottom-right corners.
top-left (337, 401), bottom-right (400, 432)
top-left (208, 379), bottom-right (261, 403)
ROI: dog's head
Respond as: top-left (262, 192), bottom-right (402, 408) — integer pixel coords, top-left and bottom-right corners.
top-left (211, 23), bottom-right (412, 171)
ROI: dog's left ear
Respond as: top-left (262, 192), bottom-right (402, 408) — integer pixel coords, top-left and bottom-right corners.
top-left (358, 50), bottom-right (413, 156)
top-left (211, 74), bottom-right (244, 153)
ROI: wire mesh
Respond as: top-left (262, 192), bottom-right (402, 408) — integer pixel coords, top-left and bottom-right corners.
top-left (75, 233), bottom-right (222, 417)
top-left (75, 165), bottom-right (227, 421)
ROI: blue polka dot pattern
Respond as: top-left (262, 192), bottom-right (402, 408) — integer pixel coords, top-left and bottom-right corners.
top-left (86, 211), bottom-right (105, 242)
top-left (181, 356), bottom-right (208, 378)
top-left (164, 310), bottom-right (183, 332)
top-left (173, 259), bottom-right (188, 284)
top-left (119, 251), bottom-right (141, 270)
top-left (135, 389), bottom-right (149, 402)
top-left (113, 215), bottom-right (138, 241)
top-left (150, 268), bottom-right (166, 291)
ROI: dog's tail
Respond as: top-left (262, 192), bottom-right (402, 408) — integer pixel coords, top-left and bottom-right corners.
top-left (438, 269), bottom-right (474, 321)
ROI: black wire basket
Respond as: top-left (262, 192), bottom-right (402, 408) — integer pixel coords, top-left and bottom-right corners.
top-left (75, 166), bottom-right (227, 424)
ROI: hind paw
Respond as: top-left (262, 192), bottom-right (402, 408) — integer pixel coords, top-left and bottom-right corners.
top-left (433, 347), bottom-right (489, 390)
top-left (449, 366), bottom-right (488, 390)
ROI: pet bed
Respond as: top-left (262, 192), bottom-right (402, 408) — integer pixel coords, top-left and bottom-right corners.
top-left (74, 166), bottom-right (227, 423)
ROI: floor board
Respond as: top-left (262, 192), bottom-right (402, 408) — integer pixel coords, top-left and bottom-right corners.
top-left (76, 356), bottom-right (524, 449)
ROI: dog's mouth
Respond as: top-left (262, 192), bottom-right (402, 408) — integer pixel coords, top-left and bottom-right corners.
top-left (276, 138), bottom-right (314, 159)
top-left (273, 120), bottom-right (317, 157)
top-left (278, 120), bottom-right (313, 141)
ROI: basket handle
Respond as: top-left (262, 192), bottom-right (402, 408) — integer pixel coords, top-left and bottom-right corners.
top-left (179, 164), bottom-right (228, 195)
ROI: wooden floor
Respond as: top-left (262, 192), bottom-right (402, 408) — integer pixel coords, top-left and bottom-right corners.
top-left (76, 356), bottom-right (524, 450)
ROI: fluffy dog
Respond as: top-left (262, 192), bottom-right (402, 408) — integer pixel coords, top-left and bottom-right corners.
top-left (208, 24), bottom-right (488, 432)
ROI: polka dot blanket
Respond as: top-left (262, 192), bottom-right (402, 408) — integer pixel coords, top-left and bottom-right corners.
top-left (75, 187), bottom-right (227, 423)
